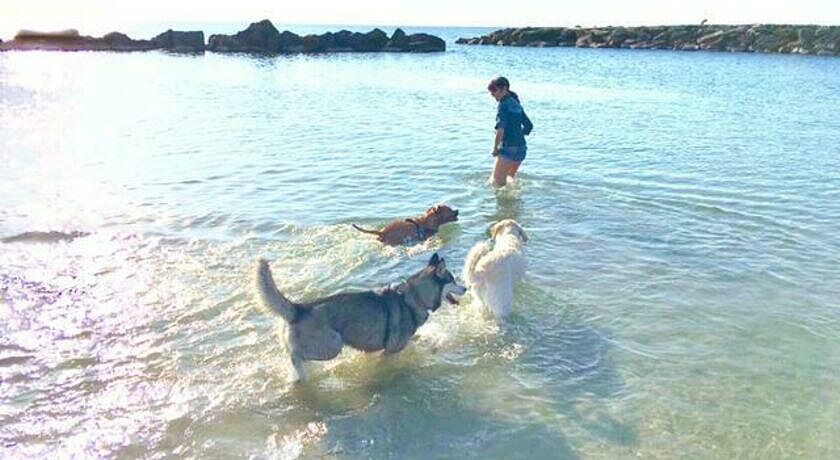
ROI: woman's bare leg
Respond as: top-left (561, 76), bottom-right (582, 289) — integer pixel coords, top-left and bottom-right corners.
top-left (506, 160), bottom-right (522, 178)
top-left (491, 156), bottom-right (510, 187)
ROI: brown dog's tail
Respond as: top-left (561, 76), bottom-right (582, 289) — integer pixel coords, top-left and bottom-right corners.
top-left (351, 224), bottom-right (382, 236)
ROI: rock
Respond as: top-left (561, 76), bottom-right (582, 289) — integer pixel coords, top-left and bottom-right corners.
top-left (202, 22), bottom-right (444, 54)
top-left (385, 28), bottom-right (409, 51)
top-left (325, 28), bottom-right (389, 52)
top-left (576, 34), bottom-right (593, 47)
top-left (103, 32), bottom-right (133, 45)
top-left (298, 28), bottom-right (388, 52)
top-left (101, 31), bottom-right (153, 51)
top-left (384, 29), bottom-right (444, 52)
top-left (361, 28), bottom-right (389, 51)
top-left (207, 19), bottom-right (282, 52)
top-left (301, 34), bottom-right (326, 53)
top-left (278, 31), bottom-right (303, 53)
top-left (608, 28), bottom-right (630, 47)
top-left (454, 24), bottom-right (840, 56)
top-left (2, 28), bottom-right (154, 51)
top-left (698, 30), bottom-right (725, 44)
top-left (330, 30), bottom-right (357, 51)
top-left (15, 29), bottom-right (80, 40)
top-left (405, 33), bottom-right (445, 52)
top-left (0, 21), bottom-right (445, 54)
top-left (150, 29), bottom-right (204, 53)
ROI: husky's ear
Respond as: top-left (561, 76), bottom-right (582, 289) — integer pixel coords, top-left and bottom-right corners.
top-left (428, 253), bottom-right (440, 266)
top-left (435, 257), bottom-right (447, 276)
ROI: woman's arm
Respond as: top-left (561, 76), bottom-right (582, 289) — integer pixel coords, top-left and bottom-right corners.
top-left (492, 128), bottom-right (504, 156)
top-left (522, 112), bottom-right (533, 135)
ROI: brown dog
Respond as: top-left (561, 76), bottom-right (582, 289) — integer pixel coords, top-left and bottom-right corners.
top-left (352, 204), bottom-right (459, 245)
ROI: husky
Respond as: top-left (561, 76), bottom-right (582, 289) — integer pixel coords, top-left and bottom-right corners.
top-left (462, 219), bottom-right (528, 318)
top-left (256, 253), bottom-right (466, 382)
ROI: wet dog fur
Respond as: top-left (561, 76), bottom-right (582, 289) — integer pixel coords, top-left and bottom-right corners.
top-left (352, 204), bottom-right (459, 246)
top-left (256, 253), bottom-right (466, 382)
top-left (462, 219), bottom-right (528, 318)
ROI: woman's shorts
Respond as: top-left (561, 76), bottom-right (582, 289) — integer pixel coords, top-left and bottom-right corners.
top-left (499, 145), bottom-right (527, 162)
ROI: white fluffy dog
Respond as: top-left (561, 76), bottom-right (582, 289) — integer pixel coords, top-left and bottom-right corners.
top-left (462, 219), bottom-right (528, 318)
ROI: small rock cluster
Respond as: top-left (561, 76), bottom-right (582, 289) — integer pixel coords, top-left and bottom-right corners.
top-left (0, 20), bottom-right (446, 54)
top-left (207, 20), bottom-right (445, 53)
top-left (456, 25), bottom-right (840, 56)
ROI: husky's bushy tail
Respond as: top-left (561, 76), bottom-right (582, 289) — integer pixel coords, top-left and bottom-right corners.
top-left (256, 258), bottom-right (298, 323)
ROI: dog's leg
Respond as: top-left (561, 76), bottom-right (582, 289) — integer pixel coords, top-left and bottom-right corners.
top-left (485, 276), bottom-right (514, 318)
top-left (283, 326), bottom-right (308, 383)
top-left (290, 352), bottom-right (307, 383)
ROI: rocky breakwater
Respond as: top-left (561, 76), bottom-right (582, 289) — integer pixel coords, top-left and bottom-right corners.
top-left (207, 20), bottom-right (445, 53)
top-left (0, 29), bottom-right (205, 52)
top-left (456, 24), bottom-right (840, 56)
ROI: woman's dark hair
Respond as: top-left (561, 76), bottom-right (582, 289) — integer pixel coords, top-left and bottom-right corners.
top-left (488, 76), bottom-right (519, 101)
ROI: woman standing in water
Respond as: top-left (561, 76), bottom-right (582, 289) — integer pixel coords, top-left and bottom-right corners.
top-left (487, 76), bottom-right (533, 187)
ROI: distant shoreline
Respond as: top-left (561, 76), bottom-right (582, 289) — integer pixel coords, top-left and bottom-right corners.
top-left (0, 19), bottom-right (446, 54)
top-left (456, 24), bottom-right (840, 56)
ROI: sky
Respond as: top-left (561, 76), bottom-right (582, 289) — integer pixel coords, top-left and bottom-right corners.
top-left (2, 0), bottom-right (840, 39)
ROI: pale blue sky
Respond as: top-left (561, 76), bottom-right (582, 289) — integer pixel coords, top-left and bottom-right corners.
top-left (3, 0), bottom-right (840, 38)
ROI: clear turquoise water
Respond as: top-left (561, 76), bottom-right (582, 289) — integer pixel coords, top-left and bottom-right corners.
top-left (1, 26), bottom-right (839, 458)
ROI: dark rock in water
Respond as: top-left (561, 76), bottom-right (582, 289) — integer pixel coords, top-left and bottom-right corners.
top-left (456, 24), bottom-right (840, 56)
top-left (207, 19), bottom-right (282, 53)
top-left (103, 32), bottom-right (133, 45)
top-left (15, 29), bottom-right (81, 40)
top-left (332, 30), bottom-right (361, 51)
top-left (1, 28), bottom-right (198, 52)
top-left (404, 33), bottom-right (446, 52)
top-left (383, 28), bottom-right (445, 52)
top-left (278, 30), bottom-right (303, 53)
top-left (301, 33), bottom-right (327, 53)
top-left (151, 29), bottom-right (205, 53)
top-left (1, 20), bottom-right (447, 54)
top-left (386, 28), bottom-right (410, 50)
top-left (2, 28), bottom-right (117, 51)
top-left (361, 28), bottom-right (389, 51)
top-left (209, 21), bottom-right (445, 54)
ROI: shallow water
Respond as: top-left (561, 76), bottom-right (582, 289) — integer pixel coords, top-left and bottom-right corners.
top-left (1, 25), bottom-right (839, 458)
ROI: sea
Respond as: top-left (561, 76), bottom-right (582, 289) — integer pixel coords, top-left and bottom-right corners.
top-left (1, 23), bottom-right (839, 458)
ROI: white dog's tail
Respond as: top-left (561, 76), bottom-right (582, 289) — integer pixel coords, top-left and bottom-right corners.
top-left (256, 258), bottom-right (298, 323)
top-left (462, 240), bottom-right (494, 288)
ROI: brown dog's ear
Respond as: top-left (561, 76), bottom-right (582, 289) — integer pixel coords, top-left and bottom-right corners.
top-left (428, 253), bottom-right (440, 266)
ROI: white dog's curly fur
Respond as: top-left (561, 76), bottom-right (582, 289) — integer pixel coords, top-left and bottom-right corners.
top-left (462, 219), bottom-right (528, 318)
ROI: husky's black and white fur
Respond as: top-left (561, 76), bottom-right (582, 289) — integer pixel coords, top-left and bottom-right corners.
top-left (256, 253), bottom-right (465, 382)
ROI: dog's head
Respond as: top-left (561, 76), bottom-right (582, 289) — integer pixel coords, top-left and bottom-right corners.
top-left (427, 253), bottom-right (466, 306)
top-left (424, 204), bottom-right (459, 228)
top-left (489, 219), bottom-right (528, 243)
